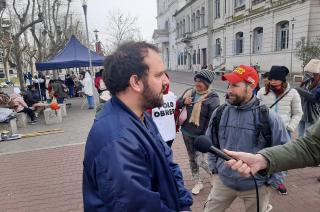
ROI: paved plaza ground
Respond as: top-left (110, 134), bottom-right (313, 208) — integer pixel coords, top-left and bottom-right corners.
top-left (0, 71), bottom-right (319, 211)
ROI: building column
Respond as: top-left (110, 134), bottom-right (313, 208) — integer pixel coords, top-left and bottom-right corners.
top-left (207, 0), bottom-right (213, 66)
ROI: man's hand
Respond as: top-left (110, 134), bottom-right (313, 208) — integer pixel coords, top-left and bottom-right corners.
top-left (223, 149), bottom-right (269, 177)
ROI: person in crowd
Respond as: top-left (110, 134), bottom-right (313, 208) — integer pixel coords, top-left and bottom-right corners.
top-left (0, 90), bottom-right (15, 108)
top-left (79, 70), bottom-right (94, 109)
top-left (47, 79), bottom-right (67, 104)
top-left (94, 70), bottom-right (104, 94)
top-left (65, 74), bottom-right (75, 98)
top-left (257, 66), bottom-right (302, 194)
top-left (257, 66), bottom-right (302, 137)
top-left (10, 87), bottom-right (37, 124)
top-left (38, 72), bottom-right (47, 101)
top-left (27, 72), bottom-right (33, 85)
top-left (224, 119), bottom-right (320, 180)
top-left (32, 74), bottom-right (45, 100)
top-left (83, 41), bottom-right (193, 211)
top-left (296, 59), bottom-right (320, 137)
top-left (23, 72), bottom-right (28, 84)
top-left (22, 85), bottom-right (47, 113)
top-left (204, 65), bottom-right (290, 212)
top-left (147, 73), bottom-right (178, 148)
top-left (178, 69), bottom-right (220, 195)
top-left (262, 72), bottom-right (269, 87)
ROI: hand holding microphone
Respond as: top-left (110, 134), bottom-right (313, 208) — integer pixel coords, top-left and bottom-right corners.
top-left (194, 135), bottom-right (268, 177)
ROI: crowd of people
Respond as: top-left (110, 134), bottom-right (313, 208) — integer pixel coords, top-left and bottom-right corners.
top-left (0, 69), bottom-right (102, 125)
top-left (82, 41), bottom-right (319, 211)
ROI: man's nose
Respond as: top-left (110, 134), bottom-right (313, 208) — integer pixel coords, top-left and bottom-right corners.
top-left (163, 74), bottom-right (170, 85)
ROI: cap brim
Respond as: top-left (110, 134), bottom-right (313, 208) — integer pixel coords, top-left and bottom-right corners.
top-left (222, 73), bottom-right (243, 84)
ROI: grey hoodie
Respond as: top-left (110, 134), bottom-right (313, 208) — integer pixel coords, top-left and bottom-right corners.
top-left (206, 96), bottom-right (290, 190)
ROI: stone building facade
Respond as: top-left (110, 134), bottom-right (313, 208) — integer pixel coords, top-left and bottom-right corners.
top-left (153, 0), bottom-right (320, 74)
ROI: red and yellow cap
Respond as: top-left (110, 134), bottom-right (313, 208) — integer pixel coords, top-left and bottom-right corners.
top-left (222, 65), bottom-right (259, 88)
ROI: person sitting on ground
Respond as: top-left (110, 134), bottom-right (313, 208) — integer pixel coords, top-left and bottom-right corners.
top-left (10, 87), bottom-right (37, 124)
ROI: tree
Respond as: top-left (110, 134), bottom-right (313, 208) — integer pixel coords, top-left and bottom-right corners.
top-left (105, 11), bottom-right (142, 52)
top-left (296, 36), bottom-right (320, 70)
top-left (9, 0), bottom-right (44, 88)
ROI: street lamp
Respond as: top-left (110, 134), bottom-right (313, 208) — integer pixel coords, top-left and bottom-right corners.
top-left (82, 0), bottom-right (93, 73)
top-left (290, 17), bottom-right (296, 78)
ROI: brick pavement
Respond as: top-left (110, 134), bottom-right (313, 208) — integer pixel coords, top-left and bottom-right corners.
top-left (0, 133), bottom-right (319, 212)
top-left (0, 71), bottom-right (319, 211)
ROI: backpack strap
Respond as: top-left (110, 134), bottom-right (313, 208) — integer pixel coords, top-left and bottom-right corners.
top-left (258, 104), bottom-right (272, 147)
top-left (212, 104), bottom-right (227, 149)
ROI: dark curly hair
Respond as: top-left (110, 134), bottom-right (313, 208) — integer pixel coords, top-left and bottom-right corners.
top-left (103, 41), bottom-right (159, 96)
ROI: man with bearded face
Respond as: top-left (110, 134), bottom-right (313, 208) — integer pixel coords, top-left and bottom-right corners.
top-left (204, 65), bottom-right (290, 212)
top-left (83, 42), bottom-right (192, 212)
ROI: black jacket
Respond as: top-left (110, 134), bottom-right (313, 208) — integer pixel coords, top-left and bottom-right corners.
top-left (178, 88), bottom-right (220, 136)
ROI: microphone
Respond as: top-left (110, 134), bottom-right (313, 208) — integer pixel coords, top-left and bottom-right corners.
top-left (194, 135), bottom-right (231, 161)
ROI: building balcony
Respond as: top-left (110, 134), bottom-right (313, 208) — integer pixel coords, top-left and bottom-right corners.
top-left (152, 29), bottom-right (169, 44)
top-left (181, 32), bottom-right (192, 43)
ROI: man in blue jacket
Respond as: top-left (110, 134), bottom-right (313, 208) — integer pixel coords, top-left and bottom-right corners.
top-left (204, 65), bottom-right (290, 212)
top-left (83, 41), bottom-right (193, 211)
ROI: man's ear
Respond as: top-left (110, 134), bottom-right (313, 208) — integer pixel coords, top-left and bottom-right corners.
top-left (129, 75), bottom-right (143, 92)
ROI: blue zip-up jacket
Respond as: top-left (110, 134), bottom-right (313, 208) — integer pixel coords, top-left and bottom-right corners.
top-left (207, 96), bottom-right (290, 191)
top-left (83, 97), bottom-right (193, 211)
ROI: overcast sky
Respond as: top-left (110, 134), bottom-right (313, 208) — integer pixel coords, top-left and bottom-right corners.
top-left (74, 0), bottom-right (157, 43)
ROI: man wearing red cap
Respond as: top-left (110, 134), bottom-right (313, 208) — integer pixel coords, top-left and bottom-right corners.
top-left (204, 65), bottom-right (290, 212)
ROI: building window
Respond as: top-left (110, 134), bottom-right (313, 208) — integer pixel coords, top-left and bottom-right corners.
top-left (192, 13), bottom-right (195, 32)
top-left (252, 0), bottom-right (265, 6)
top-left (183, 19), bottom-right (186, 34)
top-left (215, 38), bottom-right (221, 56)
top-left (253, 27), bottom-right (263, 53)
top-left (184, 52), bottom-right (187, 65)
top-left (165, 21), bottom-right (169, 30)
top-left (193, 50), bottom-right (196, 64)
top-left (235, 32), bottom-right (244, 54)
top-left (224, 0), bottom-right (227, 14)
top-left (196, 10), bottom-right (200, 30)
top-left (276, 21), bottom-right (289, 50)
top-left (215, 0), bottom-right (221, 19)
top-left (176, 23), bottom-right (179, 37)
top-left (187, 15), bottom-right (190, 32)
top-left (234, 0), bottom-right (245, 12)
top-left (197, 49), bottom-right (201, 64)
top-left (201, 7), bottom-right (205, 28)
top-left (180, 21), bottom-right (183, 37)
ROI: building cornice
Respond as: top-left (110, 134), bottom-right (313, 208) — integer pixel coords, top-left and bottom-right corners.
top-left (173, 0), bottom-right (196, 17)
top-left (223, 0), bottom-right (303, 27)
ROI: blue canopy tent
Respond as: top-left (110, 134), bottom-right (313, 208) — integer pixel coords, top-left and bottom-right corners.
top-left (35, 35), bottom-right (105, 71)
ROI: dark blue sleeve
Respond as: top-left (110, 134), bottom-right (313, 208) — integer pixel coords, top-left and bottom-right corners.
top-left (163, 145), bottom-right (193, 211)
top-left (94, 138), bottom-right (175, 212)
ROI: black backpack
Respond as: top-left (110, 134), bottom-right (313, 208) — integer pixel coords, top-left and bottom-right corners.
top-left (212, 100), bottom-right (272, 149)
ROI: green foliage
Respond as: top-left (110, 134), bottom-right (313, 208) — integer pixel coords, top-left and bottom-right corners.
top-left (295, 37), bottom-right (320, 68)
